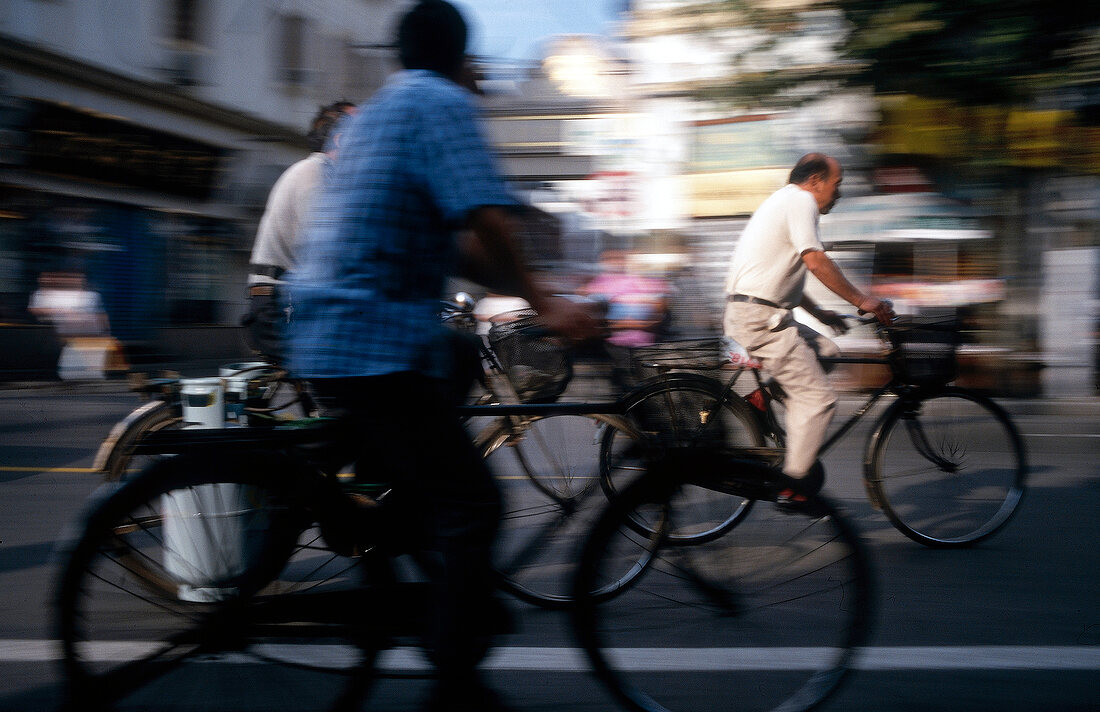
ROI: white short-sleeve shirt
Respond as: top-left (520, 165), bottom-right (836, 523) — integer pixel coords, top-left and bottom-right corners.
top-left (248, 152), bottom-right (328, 285)
top-left (723, 184), bottom-right (824, 308)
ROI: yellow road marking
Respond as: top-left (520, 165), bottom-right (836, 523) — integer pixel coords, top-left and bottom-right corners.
top-left (0, 467), bottom-right (592, 480)
top-left (0, 466), bottom-right (97, 473)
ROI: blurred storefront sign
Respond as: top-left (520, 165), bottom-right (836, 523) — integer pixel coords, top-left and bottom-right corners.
top-left (581, 170), bottom-right (638, 217)
top-left (560, 115), bottom-right (638, 159)
top-left (871, 278), bottom-right (1006, 307)
top-left (687, 115), bottom-right (789, 172)
top-left (681, 114), bottom-right (799, 217)
top-left (680, 168), bottom-right (789, 218)
top-left (876, 95), bottom-right (1100, 172)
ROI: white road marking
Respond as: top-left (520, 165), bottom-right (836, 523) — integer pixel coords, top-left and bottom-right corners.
top-left (1023, 433), bottom-right (1100, 438)
top-left (4, 641), bottom-right (1098, 672)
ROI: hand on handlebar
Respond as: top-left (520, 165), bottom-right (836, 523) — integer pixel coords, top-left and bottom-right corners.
top-left (857, 297), bottom-right (896, 325)
top-left (814, 308), bottom-right (851, 336)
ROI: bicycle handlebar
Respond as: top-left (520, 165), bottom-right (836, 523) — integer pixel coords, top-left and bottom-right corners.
top-left (837, 313), bottom-right (883, 326)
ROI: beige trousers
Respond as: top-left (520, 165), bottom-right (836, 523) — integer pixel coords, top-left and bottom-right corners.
top-left (723, 302), bottom-right (840, 478)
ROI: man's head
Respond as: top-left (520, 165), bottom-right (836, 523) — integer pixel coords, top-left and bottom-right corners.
top-left (397, 0), bottom-right (468, 79)
top-left (789, 153), bottom-right (843, 214)
top-left (307, 101), bottom-right (357, 152)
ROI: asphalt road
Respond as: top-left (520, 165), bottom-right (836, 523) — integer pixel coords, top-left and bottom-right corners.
top-left (0, 382), bottom-right (1097, 711)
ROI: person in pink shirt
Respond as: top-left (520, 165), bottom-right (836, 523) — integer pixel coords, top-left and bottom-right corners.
top-left (582, 250), bottom-right (670, 348)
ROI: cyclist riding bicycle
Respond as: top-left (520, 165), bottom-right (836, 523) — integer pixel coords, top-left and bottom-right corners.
top-left (285, 2), bottom-right (597, 710)
top-left (723, 153), bottom-right (895, 501)
top-left (242, 100), bottom-right (356, 365)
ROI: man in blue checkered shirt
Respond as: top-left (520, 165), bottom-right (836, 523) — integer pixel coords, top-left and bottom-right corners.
top-left (286, 2), bottom-right (596, 709)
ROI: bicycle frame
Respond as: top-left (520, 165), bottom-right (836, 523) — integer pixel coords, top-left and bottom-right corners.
top-left (817, 356), bottom-right (903, 456)
top-left (644, 351), bottom-right (916, 459)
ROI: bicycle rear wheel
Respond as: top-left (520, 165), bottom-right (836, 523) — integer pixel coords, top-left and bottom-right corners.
top-left (572, 470), bottom-right (872, 712)
top-left (866, 386), bottom-right (1027, 547)
top-left (482, 413), bottom-right (654, 608)
top-left (602, 373), bottom-right (764, 544)
top-left (56, 451), bottom-right (377, 711)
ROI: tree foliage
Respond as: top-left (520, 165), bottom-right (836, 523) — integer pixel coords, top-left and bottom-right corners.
top-left (664, 0), bottom-right (1100, 114)
top-left (836, 1), bottom-right (1100, 108)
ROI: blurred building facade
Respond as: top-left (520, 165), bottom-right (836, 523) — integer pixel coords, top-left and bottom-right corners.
top-left (0, 0), bottom-right (630, 376)
top-left (0, 0), bottom-right (406, 375)
top-left (1, 0), bottom-right (1096, 394)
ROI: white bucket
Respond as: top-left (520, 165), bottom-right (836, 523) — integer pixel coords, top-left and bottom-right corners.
top-left (163, 483), bottom-right (266, 602)
top-left (180, 377), bottom-right (224, 429)
top-left (167, 377), bottom-right (250, 601)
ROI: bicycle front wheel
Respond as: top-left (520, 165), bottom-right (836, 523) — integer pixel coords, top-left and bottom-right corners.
top-left (602, 373), bottom-right (765, 544)
top-left (866, 386), bottom-right (1027, 548)
top-left (572, 471), bottom-right (873, 712)
top-left (97, 400), bottom-right (183, 482)
top-left (56, 451), bottom-right (375, 711)
top-left (482, 413), bottom-right (652, 608)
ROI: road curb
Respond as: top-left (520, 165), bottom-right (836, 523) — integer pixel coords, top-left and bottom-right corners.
top-left (3, 375), bottom-right (1098, 419)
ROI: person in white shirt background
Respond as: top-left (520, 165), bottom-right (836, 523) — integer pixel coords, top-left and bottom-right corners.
top-left (242, 100), bottom-right (356, 364)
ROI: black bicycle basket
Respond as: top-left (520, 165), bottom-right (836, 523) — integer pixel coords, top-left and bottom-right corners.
top-left (487, 309), bottom-right (573, 403)
top-left (887, 316), bottom-right (960, 386)
top-left (627, 337), bottom-right (725, 382)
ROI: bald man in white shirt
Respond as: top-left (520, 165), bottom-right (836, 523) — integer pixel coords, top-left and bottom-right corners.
top-left (724, 153), bottom-right (894, 498)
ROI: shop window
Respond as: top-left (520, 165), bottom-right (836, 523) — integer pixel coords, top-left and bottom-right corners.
top-left (163, 0), bottom-right (206, 86)
top-left (163, 218), bottom-right (240, 327)
top-left (279, 14), bottom-right (313, 86)
top-left (171, 0), bottom-right (200, 45)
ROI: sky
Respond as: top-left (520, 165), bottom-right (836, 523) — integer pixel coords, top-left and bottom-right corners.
top-left (452, 0), bottom-right (630, 62)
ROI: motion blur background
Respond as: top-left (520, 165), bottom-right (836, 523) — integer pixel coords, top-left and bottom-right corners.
top-left (1, 0), bottom-right (1098, 397)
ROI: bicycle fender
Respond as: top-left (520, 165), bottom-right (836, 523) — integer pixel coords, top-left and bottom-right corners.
top-left (92, 400), bottom-right (169, 472)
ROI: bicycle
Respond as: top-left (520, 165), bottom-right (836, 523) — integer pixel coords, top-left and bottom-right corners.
top-left (55, 388), bottom-right (662, 710)
top-left (57, 420), bottom-right (444, 712)
top-left (56, 366), bottom-right (873, 712)
top-left (464, 302), bottom-right (770, 606)
top-left (606, 313), bottom-right (1028, 548)
top-left (89, 296), bottom-right (744, 610)
top-left (415, 307), bottom-right (875, 712)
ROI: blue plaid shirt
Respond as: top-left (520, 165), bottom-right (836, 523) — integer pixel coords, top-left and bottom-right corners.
top-left (287, 70), bottom-right (516, 379)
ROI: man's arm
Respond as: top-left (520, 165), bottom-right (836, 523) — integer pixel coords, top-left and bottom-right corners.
top-left (461, 206), bottom-right (598, 340)
top-left (801, 249), bottom-right (894, 324)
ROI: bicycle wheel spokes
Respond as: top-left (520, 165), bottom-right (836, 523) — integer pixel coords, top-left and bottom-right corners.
top-left (870, 389), bottom-right (1026, 547)
top-left (574, 478), bottom-right (871, 712)
top-left (604, 375), bottom-right (763, 544)
top-left (485, 414), bottom-right (621, 607)
top-left (58, 459), bottom-right (372, 710)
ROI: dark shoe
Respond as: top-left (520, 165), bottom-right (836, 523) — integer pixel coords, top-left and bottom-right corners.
top-left (774, 461), bottom-right (825, 511)
top-left (796, 460), bottom-right (825, 496)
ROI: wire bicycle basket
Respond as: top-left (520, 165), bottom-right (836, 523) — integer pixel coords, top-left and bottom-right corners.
top-left (627, 337), bottom-right (727, 382)
top-left (487, 309), bottom-right (573, 403)
top-left (886, 316), bottom-right (960, 386)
